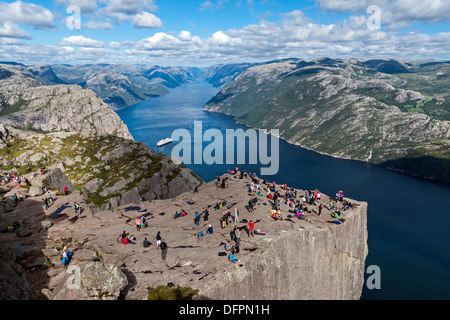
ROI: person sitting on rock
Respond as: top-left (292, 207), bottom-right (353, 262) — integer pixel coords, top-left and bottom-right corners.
top-left (124, 234), bottom-right (136, 245)
top-left (228, 253), bottom-right (243, 266)
top-left (271, 210), bottom-right (282, 221)
top-left (61, 247), bottom-right (72, 267)
top-left (224, 240), bottom-right (233, 251)
top-left (196, 230), bottom-right (204, 240)
top-left (206, 224), bottom-right (213, 234)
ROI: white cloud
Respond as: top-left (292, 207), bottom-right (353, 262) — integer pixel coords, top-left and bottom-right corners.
top-left (109, 40), bottom-right (134, 49)
top-left (199, 0), bottom-right (230, 11)
top-left (316, 0), bottom-right (450, 30)
top-left (208, 31), bottom-right (243, 46)
top-left (1, 2), bottom-right (449, 66)
top-left (99, 0), bottom-right (158, 20)
top-left (85, 21), bottom-right (115, 30)
top-left (200, 1), bottom-right (215, 11)
top-left (0, 1), bottom-right (55, 30)
top-left (0, 37), bottom-right (24, 45)
top-left (0, 21), bottom-right (31, 39)
top-left (59, 35), bottom-right (105, 48)
top-left (131, 12), bottom-right (163, 28)
top-left (179, 30), bottom-right (192, 41)
top-left (55, 0), bottom-right (98, 13)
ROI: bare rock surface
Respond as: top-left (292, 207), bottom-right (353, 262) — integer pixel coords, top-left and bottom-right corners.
top-left (0, 172), bottom-right (368, 300)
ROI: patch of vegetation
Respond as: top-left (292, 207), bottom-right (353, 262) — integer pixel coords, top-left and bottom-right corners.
top-left (0, 98), bottom-right (27, 116)
top-left (166, 168), bottom-right (181, 184)
top-left (147, 285), bottom-right (199, 300)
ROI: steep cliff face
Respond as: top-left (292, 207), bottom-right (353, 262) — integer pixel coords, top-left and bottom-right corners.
top-left (196, 202), bottom-right (368, 300)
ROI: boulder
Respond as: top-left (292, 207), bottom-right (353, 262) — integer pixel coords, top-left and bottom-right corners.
top-left (0, 215), bottom-right (20, 232)
top-left (0, 198), bottom-right (15, 214)
top-left (83, 178), bottom-right (104, 194)
top-left (72, 249), bottom-right (98, 263)
top-left (29, 153), bottom-right (46, 163)
top-left (29, 185), bottom-right (43, 197)
top-left (16, 227), bottom-right (33, 238)
top-left (43, 167), bottom-right (74, 192)
top-left (51, 261), bottom-right (128, 300)
top-left (119, 187), bottom-right (142, 207)
top-left (41, 248), bottom-right (59, 257)
top-left (39, 221), bottom-right (53, 232)
top-left (24, 256), bottom-right (50, 269)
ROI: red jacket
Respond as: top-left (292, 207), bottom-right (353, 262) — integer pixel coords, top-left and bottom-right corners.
top-left (248, 222), bottom-right (255, 230)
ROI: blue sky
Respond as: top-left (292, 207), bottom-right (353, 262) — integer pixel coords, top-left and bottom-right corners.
top-left (0, 0), bottom-right (449, 66)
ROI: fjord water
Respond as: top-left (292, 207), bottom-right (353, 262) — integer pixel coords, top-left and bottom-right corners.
top-left (117, 80), bottom-right (450, 300)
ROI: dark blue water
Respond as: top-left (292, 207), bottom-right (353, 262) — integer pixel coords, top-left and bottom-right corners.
top-left (117, 80), bottom-right (450, 300)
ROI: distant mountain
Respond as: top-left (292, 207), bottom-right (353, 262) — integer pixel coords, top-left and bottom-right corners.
top-left (51, 64), bottom-right (197, 109)
top-left (0, 63), bottom-right (202, 211)
top-left (204, 58), bottom-right (450, 182)
top-left (203, 63), bottom-right (256, 87)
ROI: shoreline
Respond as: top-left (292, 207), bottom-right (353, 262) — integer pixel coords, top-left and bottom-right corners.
top-left (202, 108), bottom-right (450, 186)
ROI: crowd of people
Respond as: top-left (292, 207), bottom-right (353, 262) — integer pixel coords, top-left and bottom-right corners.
top-left (157, 168), bottom-right (353, 268)
top-left (2, 164), bottom-right (354, 271)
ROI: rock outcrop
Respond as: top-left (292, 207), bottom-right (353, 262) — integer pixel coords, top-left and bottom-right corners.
top-left (0, 63), bottom-right (203, 212)
top-left (51, 261), bottom-right (128, 300)
top-left (1, 84), bottom-right (132, 140)
top-left (197, 202), bottom-right (368, 300)
top-left (0, 245), bottom-right (35, 300)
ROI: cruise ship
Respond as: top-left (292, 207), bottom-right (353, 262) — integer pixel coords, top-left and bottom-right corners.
top-left (156, 137), bottom-right (172, 147)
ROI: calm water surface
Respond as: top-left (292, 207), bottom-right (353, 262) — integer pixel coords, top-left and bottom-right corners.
top-left (117, 80), bottom-right (450, 300)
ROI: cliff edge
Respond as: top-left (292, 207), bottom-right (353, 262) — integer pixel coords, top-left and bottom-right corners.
top-left (0, 171), bottom-right (368, 300)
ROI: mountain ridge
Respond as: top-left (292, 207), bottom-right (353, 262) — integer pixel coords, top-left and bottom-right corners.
top-left (203, 57), bottom-right (450, 183)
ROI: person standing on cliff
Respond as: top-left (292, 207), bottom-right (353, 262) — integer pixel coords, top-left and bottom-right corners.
top-left (203, 208), bottom-right (209, 221)
top-left (193, 183), bottom-right (198, 194)
top-left (156, 231), bottom-right (162, 249)
top-left (248, 220), bottom-right (255, 237)
top-left (318, 203), bottom-right (323, 216)
top-left (234, 226), bottom-right (241, 245)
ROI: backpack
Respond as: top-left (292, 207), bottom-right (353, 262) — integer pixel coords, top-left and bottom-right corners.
top-left (160, 242), bottom-right (167, 250)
